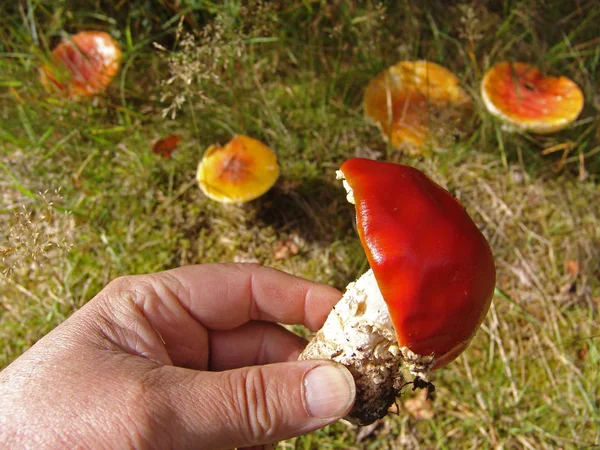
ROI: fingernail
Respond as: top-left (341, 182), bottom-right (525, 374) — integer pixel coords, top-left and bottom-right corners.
top-left (303, 363), bottom-right (355, 419)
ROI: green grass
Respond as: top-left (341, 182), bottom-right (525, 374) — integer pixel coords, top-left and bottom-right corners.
top-left (1, 1), bottom-right (599, 448)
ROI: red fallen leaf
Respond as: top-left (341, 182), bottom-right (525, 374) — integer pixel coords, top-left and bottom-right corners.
top-left (152, 134), bottom-right (180, 158)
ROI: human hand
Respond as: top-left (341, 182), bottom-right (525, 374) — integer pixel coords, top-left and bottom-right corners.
top-left (0, 264), bottom-right (356, 449)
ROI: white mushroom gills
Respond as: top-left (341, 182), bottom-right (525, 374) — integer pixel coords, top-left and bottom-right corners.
top-left (299, 170), bottom-right (434, 426)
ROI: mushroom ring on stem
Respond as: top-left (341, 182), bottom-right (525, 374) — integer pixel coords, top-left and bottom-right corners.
top-left (300, 158), bottom-right (496, 426)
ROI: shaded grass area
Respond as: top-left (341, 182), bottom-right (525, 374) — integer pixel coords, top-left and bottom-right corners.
top-left (1, 1), bottom-right (599, 448)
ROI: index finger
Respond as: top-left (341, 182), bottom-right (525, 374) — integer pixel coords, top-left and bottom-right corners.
top-left (146, 263), bottom-right (342, 331)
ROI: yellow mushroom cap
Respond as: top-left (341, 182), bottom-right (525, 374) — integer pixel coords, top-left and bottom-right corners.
top-left (364, 61), bottom-right (471, 153)
top-left (481, 62), bottom-right (584, 134)
top-left (197, 135), bottom-right (280, 203)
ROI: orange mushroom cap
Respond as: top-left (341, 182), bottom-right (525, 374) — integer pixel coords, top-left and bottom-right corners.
top-left (197, 135), bottom-right (280, 203)
top-left (481, 62), bottom-right (584, 134)
top-left (40, 31), bottom-right (122, 98)
top-left (364, 61), bottom-right (471, 153)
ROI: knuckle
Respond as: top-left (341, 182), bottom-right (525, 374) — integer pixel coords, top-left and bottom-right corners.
top-left (105, 274), bottom-right (143, 292)
top-left (106, 271), bottom-right (188, 311)
top-left (102, 275), bottom-right (159, 311)
top-left (230, 367), bottom-right (282, 442)
top-left (100, 275), bottom-right (153, 310)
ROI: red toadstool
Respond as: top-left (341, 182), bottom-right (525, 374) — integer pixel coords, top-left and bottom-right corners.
top-left (481, 62), bottom-right (584, 133)
top-left (40, 31), bottom-right (122, 98)
top-left (300, 158), bottom-right (496, 425)
top-left (364, 61), bottom-right (471, 153)
top-left (197, 134), bottom-right (280, 203)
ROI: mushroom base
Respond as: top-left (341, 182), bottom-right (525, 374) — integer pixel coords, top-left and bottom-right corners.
top-left (300, 329), bottom-right (403, 425)
top-left (299, 270), bottom-right (404, 426)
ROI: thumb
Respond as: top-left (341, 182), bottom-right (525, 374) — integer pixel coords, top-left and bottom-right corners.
top-left (151, 360), bottom-right (356, 450)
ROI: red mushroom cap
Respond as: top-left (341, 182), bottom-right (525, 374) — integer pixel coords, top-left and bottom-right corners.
top-left (340, 158), bottom-right (496, 369)
top-left (481, 62), bottom-right (584, 133)
top-left (40, 31), bottom-right (121, 98)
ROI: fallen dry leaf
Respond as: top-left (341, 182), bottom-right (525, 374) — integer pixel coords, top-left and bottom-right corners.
top-left (564, 260), bottom-right (580, 276)
top-left (152, 134), bottom-right (180, 158)
top-left (71, 174), bottom-right (82, 190)
top-left (273, 239), bottom-right (299, 260)
top-left (578, 343), bottom-right (588, 361)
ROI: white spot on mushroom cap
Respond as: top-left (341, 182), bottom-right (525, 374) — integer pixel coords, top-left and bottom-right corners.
top-left (92, 35), bottom-right (118, 62)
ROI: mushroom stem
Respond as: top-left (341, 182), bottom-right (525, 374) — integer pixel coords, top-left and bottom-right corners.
top-left (299, 269), bottom-right (404, 426)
